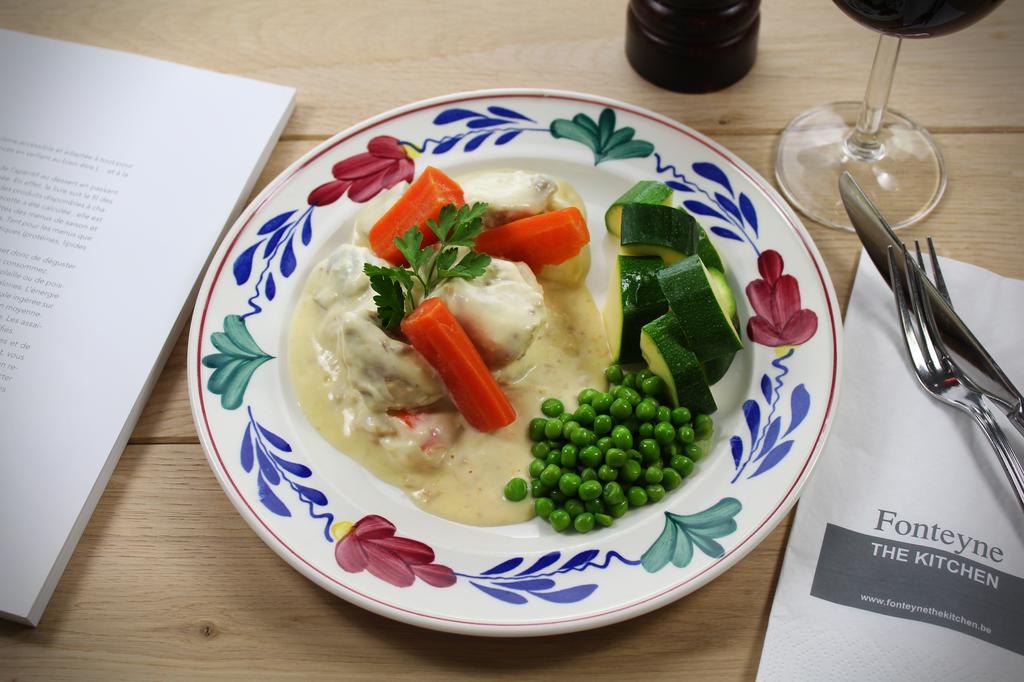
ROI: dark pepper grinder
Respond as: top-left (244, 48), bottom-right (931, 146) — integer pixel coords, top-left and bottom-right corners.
top-left (626, 0), bottom-right (760, 93)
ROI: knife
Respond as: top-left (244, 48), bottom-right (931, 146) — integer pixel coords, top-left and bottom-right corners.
top-left (840, 171), bottom-right (1024, 438)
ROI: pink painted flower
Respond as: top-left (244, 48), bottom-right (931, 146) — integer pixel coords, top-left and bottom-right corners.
top-left (307, 136), bottom-right (414, 206)
top-left (745, 250), bottom-right (817, 347)
top-left (334, 515), bottom-right (456, 588)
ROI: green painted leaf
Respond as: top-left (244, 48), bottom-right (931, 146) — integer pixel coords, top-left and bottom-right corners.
top-left (223, 314), bottom-right (266, 356)
top-left (201, 353), bottom-right (235, 369)
top-left (672, 497), bottom-right (742, 529)
top-left (597, 108), bottom-right (615, 149)
top-left (604, 126), bottom-right (635, 149)
top-left (550, 119), bottom-right (598, 152)
top-left (640, 515), bottom-right (677, 572)
top-left (688, 531), bottom-right (725, 559)
top-left (208, 357), bottom-right (245, 394)
top-left (220, 356), bottom-right (271, 410)
top-left (670, 526), bottom-right (695, 567)
top-left (572, 113), bottom-right (599, 137)
top-left (211, 331), bottom-right (247, 356)
top-left (600, 139), bottom-right (654, 162)
top-left (693, 520), bottom-right (738, 539)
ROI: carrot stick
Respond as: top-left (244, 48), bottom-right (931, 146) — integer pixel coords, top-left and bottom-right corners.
top-left (400, 298), bottom-right (516, 432)
top-left (473, 207), bottom-right (589, 272)
top-left (368, 166), bottom-right (465, 265)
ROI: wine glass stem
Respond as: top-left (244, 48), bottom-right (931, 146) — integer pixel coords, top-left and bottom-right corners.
top-left (845, 34), bottom-right (902, 162)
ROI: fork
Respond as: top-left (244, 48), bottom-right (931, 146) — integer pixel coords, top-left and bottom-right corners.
top-left (888, 244), bottom-right (1024, 514)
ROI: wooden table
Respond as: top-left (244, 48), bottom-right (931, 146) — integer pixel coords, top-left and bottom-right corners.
top-left (2, 1), bottom-right (1022, 678)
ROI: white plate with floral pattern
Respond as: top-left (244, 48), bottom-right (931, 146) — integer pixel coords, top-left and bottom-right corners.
top-left (187, 89), bottom-right (842, 636)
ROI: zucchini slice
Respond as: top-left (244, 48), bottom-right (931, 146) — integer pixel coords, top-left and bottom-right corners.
top-left (619, 203), bottom-right (700, 264)
top-left (640, 314), bottom-right (717, 414)
top-left (695, 223), bottom-right (726, 273)
top-left (603, 255), bottom-right (667, 363)
top-left (656, 255), bottom-right (743, 361)
top-left (604, 181), bottom-right (673, 235)
top-left (701, 350), bottom-right (736, 385)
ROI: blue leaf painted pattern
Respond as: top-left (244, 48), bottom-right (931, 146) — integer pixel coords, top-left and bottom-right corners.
top-left (273, 456), bottom-right (311, 477)
top-left (495, 130), bottom-right (521, 145)
top-left (517, 552), bottom-right (561, 575)
top-left (470, 582), bottom-right (528, 605)
top-left (432, 137), bottom-right (459, 154)
top-left (531, 584), bottom-right (599, 604)
top-left (464, 132), bottom-right (491, 151)
top-left (561, 549), bottom-right (600, 571)
top-left (482, 557), bottom-right (524, 575)
top-left (496, 578), bottom-right (556, 592)
top-left (710, 227), bottom-right (743, 242)
top-left (739, 192), bottom-right (758, 235)
top-left (486, 105), bottom-right (533, 121)
top-left (683, 200), bottom-right (727, 222)
top-left (294, 484), bottom-right (328, 506)
top-left (300, 212), bottom-right (313, 246)
top-left (751, 441), bottom-right (795, 477)
top-left (786, 384), bottom-right (810, 436)
top-left (666, 180), bottom-right (694, 192)
top-left (257, 210), bottom-right (296, 235)
top-left (258, 424), bottom-right (292, 452)
top-left (758, 417), bottom-right (782, 460)
top-left (433, 108), bottom-right (479, 125)
top-left (760, 374), bottom-right (772, 402)
top-left (742, 400), bottom-right (760, 443)
top-left (730, 435), bottom-right (743, 468)
top-left (693, 162), bottom-right (733, 196)
top-left (265, 272), bottom-right (276, 301)
top-left (256, 449), bottom-right (280, 485)
top-left (716, 193), bottom-right (742, 222)
top-left (258, 474), bottom-right (290, 516)
top-left (280, 239), bottom-right (297, 278)
top-left (466, 117), bottom-right (512, 129)
top-left (241, 423), bottom-right (254, 473)
top-left (233, 241), bottom-right (261, 285)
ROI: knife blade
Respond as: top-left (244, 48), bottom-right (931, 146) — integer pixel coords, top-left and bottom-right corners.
top-left (840, 171), bottom-right (1024, 436)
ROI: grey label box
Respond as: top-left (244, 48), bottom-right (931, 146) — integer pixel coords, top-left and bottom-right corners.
top-left (810, 524), bottom-right (1024, 656)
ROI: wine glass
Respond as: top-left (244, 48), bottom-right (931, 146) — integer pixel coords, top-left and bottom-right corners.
top-left (774, 0), bottom-right (1006, 231)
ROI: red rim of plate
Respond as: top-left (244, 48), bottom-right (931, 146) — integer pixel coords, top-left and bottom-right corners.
top-left (188, 89), bottom-right (841, 636)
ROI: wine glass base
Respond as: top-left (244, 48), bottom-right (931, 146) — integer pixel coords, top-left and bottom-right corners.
top-left (775, 102), bottom-right (947, 231)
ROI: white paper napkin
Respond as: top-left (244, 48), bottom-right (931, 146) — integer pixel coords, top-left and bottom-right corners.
top-left (757, 251), bottom-right (1024, 681)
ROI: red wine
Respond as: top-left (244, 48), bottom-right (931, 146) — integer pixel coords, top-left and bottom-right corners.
top-left (833, 0), bottom-right (1004, 38)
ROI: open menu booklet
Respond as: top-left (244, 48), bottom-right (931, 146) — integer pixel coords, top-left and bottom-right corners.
top-left (0, 29), bottom-right (295, 625)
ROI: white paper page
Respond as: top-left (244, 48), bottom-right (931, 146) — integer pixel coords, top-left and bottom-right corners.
top-left (757, 252), bottom-right (1024, 680)
top-left (0, 29), bottom-right (294, 625)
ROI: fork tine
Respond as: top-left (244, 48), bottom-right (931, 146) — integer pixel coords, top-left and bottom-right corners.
top-left (926, 236), bottom-right (952, 305)
top-left (888, 246), bottom-right (930, 377)
top-left (903, 245), bottom-right (944, 373)
top-left (914, 239), bottom-right (926, 271)
top-left (912, 256), bottom-right (954, 364)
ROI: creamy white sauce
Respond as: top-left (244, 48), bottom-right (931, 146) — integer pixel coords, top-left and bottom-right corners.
top-left (287, 171), bottom-right (607, 526)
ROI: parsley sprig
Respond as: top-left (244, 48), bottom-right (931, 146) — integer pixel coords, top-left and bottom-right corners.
top-left (363, 202), bottom-right (492, 331)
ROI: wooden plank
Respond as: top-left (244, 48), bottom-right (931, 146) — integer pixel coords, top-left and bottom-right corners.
top-left (0, 0), bottom-right (1020, 137)
top-left (0, 442), bottom-right (786, 680)
top-left (130, 132), bottom-right (1024, 442)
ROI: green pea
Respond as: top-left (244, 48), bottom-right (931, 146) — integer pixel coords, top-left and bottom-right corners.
top-left (579, 479), bottom-right (603, 501)
top-left (639, 439), bottom-right (661, 464)
top-left (550, 491), bottom-right (567, 505)
top-left (644, 465), bottom-right (664, 484)
top-left (570, 427), bottom-right (595, 447)
top-left (636, 368), bottom-right (654, 382)
top-left (662, 441), bottom-right (682, 459)
top-left (574, 404), bottom-right (597, 426)
top-left (656, 406), bottom-right (672, 423)
top-left (602, 481), bottom-right (625, 506)
top-left (677, 425), bottom-right (695, 444)
top-left (531, 479), bottom-right (551, 498)
top-left (609, 398), bottom-right (632, 420)
top-left (574, 512), bottom-right (596, 533)
top-left (622, 372), bottom-right (637, 388)
top-left (670, 406), bottom-right (692, 426)
top-left (579, 445), bottom-right (601, 468)
top-left (540, 464), bottom-right (562, 487)
top-left (593, 414), bottom-right (613, 435)
top-left (504, 478), bottom-right (528, 501)
top-left (545, 451), bottom-right (560, 466)
top-left (595, 513), bottom-right (614, 527)
top-left (620, 459), bottom-right (642, 484)
top-left (694, 413), bottom-right (714, 439)
top-left (670, 454), bottom-right (695, 477)
top-left (584, 499), bottom-right (605, 514)
top-left (638, 422), bottom-right (654, 439)
top-left (529, 417), bottom-right (548, 442)
top-left (627, 486), bottom-right (649, 507)
top-left (662, 467), bottom-right (682, 490)
top-left (531, 442), bottom-right (549, 459)
top-left (616, 386), bottom-right (642, 406)
top-left (561, 420), bottom-right (580, 440)
top-left (541, 398), bottom-right (564, 418)
top-left (654, 421), bottom-right (676, 445)
top-left (604, 365), bottom-right (624, 384)
top-left (634, 399), bottom-right (656, 422)
top-left (564, 498), bottom-right (585, 518)
top-left (627, 448), bottom-right (642, 462)
top-left (560, 444), bottom-right (578, 468)
top-left (596, 436), bottom-right (612, 454)
top-left (558, 472), bottom-right (582, 497)
top-left (557, 412), bottom-right (574, 422)
top-left (605, 447), bottom-right (627, 468)
top-left (549, 509), bottom-right (571, 532)
top-left (608, 499), bottom-right (629, 518)
top-left (646, 484), bottom-right (666, 503)
top-left (535, 497), bottom-right (555, 519)
top-left (641, 375), bottom-right (664, 397)
top-left (591, 392), bottom-right (614, 414)
top-left (611, 425), bottom-right (634, 450)
top-left (577, 387), bottom-right (599, 405)
top-left (529, 459), bottom-right (545, 478)
top-left (543, 419), bottom-right (563, 440)
top-left (685, 443), bottom-right (703, 461)
top-left (580, 467), bottom-right (598, 482)
top-left (598, 464), bottom-right (618, 482)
